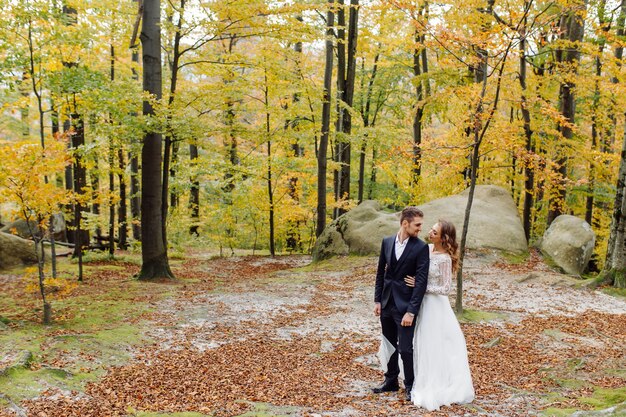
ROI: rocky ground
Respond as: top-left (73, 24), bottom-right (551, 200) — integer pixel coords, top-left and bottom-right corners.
top-left (1, 249), bottom-right (625, 417)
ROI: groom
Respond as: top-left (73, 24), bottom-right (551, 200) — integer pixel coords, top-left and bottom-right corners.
top-left (373, 206), bottom-right (429, 401)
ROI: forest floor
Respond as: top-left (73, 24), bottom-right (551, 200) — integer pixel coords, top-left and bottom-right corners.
top-left (0, 248), bottom-right (625, 417)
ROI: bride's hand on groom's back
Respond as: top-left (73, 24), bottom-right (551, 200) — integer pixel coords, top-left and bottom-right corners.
top-left (404, 275), bottom-right (415, 287)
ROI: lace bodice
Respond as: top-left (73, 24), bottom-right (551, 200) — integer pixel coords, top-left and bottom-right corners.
top-left (427, 244), bottom-right (452, 295)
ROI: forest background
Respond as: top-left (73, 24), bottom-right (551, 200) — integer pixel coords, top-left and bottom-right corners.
top-left (1, 0), bottom-right (626, 284)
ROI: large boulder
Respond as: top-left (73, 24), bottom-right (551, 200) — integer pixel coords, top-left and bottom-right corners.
top-left (0, 232), bottom-right (38, 269)
top-left (540, 215), bottom-right (595, 276)
top-left (420, 185), bottom-right (527, 254)
top-left (312, 200), bottom-right (398, 260)
top-left (313, 185), bottom-right (528, 260)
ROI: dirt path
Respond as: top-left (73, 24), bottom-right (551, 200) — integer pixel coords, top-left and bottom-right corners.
top-left (5, 250), bottom-right (626, 417)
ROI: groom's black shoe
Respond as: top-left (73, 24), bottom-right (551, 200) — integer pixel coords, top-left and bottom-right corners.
top-left (404, 384), bottom-right (412, 401)
top-left (372, 378), bottom-right (399, 393)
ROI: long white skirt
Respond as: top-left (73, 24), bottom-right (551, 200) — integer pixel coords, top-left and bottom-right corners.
top-left (411, 293), bottom-right (475, 411)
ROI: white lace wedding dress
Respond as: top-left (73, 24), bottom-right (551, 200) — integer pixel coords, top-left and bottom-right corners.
top-left (410, 244), bottom-right (475, 411)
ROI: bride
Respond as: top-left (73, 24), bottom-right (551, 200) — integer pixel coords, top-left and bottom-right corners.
top-left (404, 219), bottom-right (475, 411)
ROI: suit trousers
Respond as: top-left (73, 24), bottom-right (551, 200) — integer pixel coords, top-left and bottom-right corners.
top-left (380, 295), bottom-right (415, 386)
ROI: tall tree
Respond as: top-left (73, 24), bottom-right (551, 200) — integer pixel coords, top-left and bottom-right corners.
top-left (602, 0), bottom-right (626, 287)
top-left (60, 3), bottom-right (89, 270)
top-left (138, 0), bottom-right (174, 280)
top-left (411, 2), bottom-right (429, 184)
top-left (317, 0), bottom-right (335, 237)
top-left (286, 21), bottom-right (305, 251)
top-left (357, 52), bottom-right (378, 203)
top-left (128, 0), bottom-right (142, 242)
top-left (161, 0), bottom-right (186, 249)
top-left (188, 138), bottom-right (200, 236)
top-left (547, 0), bottom-right (586, 225)
top-left (519, 0), bottom-right (535, 242)
top-left (333, 0), bottom-right (359, 218)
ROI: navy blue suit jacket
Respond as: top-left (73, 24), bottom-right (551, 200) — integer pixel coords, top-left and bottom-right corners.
top-left (374, 235), bottom-right (430, 316)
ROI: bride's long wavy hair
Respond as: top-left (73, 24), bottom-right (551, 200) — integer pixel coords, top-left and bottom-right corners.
top-left (438, 219), bottom-right (459, 274)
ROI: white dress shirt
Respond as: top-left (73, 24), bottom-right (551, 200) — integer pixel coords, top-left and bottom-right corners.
top-left (395, 233), bottom-right (409, 260)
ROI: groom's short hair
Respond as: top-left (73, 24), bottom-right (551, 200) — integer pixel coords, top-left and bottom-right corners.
top-left (400, 206), bottom-right (424, 224)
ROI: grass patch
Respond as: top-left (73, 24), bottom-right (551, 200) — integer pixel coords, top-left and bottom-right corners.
top-left (0, 327), bottom-right (47, 358)
top-left (607, 368), bottom-right (626, 379)
top-left (554, 378), bottom-right (588, 390)
top-left (295, 255), bottom-right (371, 272)
top-left (542, 387), bottom-right (626, 416)
top-left (574, 276), bottom-right (602, 289)
top-left (234, 402), bottom-right (298, 417)
top-left (499, 250), bottom-right (530, 264)
top-left (266, 271), bottom-right (321, 286)
top-left (131, 412), bottom-right (211, 417)
top-left (457, 309), bottom-right (507, 323)
top-left (601, 287), bottom-right (626, 298)
top-left (541, 408), bottom-right (576, 417)
top-left (55, 295), bottom-right (149, 331)
top-left (0, 366), bottom-right (95, 403)
top-left (579, 387), bottom-right (626, 409)
top-left (73, 251), bottom-right (142, 265)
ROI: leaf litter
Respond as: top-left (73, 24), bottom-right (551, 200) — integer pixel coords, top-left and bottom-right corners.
top-left (1, 250), bottom-right (625, 417)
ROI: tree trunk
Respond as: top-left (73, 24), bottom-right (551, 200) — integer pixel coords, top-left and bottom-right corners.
top-left (286, 26), bottom-right (304, 251)
top-left (169, 142), bottom-right (179, 210)
top-left (64, 119), bottom-right (73, 206)
top-left (605, 119), bottom-right (626, 288)
top-left (333, 0), bottom-right (346, 219)
top-left (358, 51), bottom-right (379, 203)
top-left (71, 112), bottom-right (88, 274)
top-left (412, 25), bottom-right (426, 184)
top-left (456, 47), bottom-right (487, 314)
top-left (62, 4), bottom-right (89, 261)
top-left (341, 0), bottom-right (358, 203)
top-left (519, 5), bottom-right (534, 242)
top-left (118, 148), bottom-right (128, 249)
top-left (368, 146), bottom-right (377, 200)
top-left (92, 144), bottom-right (102, 240)
top-left (456, 15), bottom-right (510, 312)
top-left (130, 151), bottom-right (141, 240)
top-left (547, 3), bottom-right (585, 225)
top-left (264, 66), bottom-right (275, 256)
top-left (130, 26), bottom-right (142, 242)
top-left (26, 217), bottom-right (51, 324)
top-left (108, 44), bottom-right (116, 255)
top-left (189, 141), bottom-right (200, 236)
top-left (138, 0), bottom-right (174, 280)
top-left (108, 136), bottom-right (116, 255)
top-left (20, 72), bottom-right (29, 138)
top-left (607, 121), bottom-right (626, 268)
top-left (317, 0), bottom-right (335, 238)
top-left (604, 0), bottom-right (625, 263)
top-left (162, 0), bottom-right (185, 247)
top-left (587, 12), bottom-right (606, 225)
top-left (333, 0), bottom-right (358, 218)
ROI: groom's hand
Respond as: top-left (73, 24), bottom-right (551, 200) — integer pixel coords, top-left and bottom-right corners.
top-left (401, 312), bottom-right (414, 326)
top-left (374, 302), bottom-right (381, 316)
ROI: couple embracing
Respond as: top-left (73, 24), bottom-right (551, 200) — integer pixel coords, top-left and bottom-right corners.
top-left (373, 206), bottom-right (475, 411)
